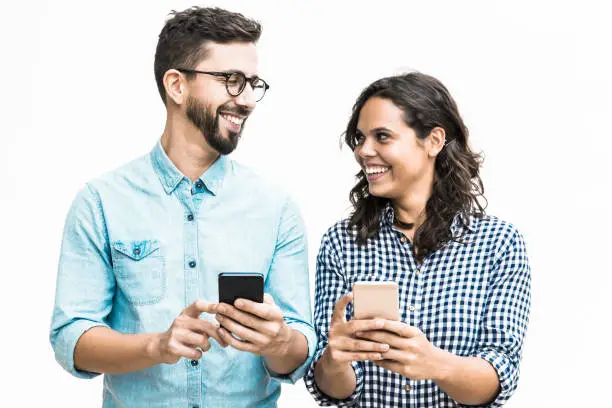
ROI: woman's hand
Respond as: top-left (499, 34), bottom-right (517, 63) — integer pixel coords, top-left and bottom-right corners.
top-left (356, 320), bottom-right (446, 380)
top-left (321, 293), bottom-right (390, 372)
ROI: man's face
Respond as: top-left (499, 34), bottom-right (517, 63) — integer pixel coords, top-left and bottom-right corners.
top-left (185, 42), bottom-right (259, 155)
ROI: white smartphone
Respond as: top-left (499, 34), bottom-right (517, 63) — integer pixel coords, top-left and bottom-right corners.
top-left (352, 281), bottom-right (400, 321)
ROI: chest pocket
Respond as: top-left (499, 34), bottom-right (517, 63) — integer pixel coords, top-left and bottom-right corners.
top-left (111, 240), bottom-right (166, 305)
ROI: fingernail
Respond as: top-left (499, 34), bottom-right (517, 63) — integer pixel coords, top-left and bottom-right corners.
top-left (216, 315), bottom-right (224, 322)
top-left (381, 344), bottom-right (389, 351)
top-left (375, 320), bottom-right (384, 328)
top-left (355, 331), bottom-right (363, 337)
top-left (235, 300), bottom-right (244, 307)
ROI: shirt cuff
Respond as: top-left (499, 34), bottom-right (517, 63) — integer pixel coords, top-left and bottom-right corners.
top-left (53, 319), bottom-right (109, 379)
top-left (265, 320), bottom-right (317, 384)
top-left (458, 349), bottom-right (518, 407)
top-left (304, 348), bottom-right (364, 406)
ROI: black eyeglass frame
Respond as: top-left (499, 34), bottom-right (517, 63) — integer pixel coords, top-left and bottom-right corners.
top-left (176, 68), bottom-right (270, 101)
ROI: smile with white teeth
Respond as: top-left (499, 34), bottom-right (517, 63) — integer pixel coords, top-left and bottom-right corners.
top-left (221, 113), bottom-right (245, 125)
top-left (365, 166), bottom-right (390, 175)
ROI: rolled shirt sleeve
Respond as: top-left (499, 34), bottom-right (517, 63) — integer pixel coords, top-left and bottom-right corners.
top-left (263, 196), bottom-right (317, 383)
top-left (49, 184), bottom-right (115, 378)
top-left (463, 227), bottom-right (531, 407)
top-left (304, 230), bottom-right (364, 406)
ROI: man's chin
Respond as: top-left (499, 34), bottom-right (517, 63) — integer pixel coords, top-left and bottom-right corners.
top-left (221, 129), bottom-right (242, 149)
top-left (215, 137), bottom-right (240, 155)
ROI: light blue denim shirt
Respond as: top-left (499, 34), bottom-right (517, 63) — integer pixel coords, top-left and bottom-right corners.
top-left (50, 141), bottom-right (316, 408)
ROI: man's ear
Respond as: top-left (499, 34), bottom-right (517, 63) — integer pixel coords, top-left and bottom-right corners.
top-left (164, 69), bottom-right (187, 105)
top-left (427, 127), bottom-right (446, 158)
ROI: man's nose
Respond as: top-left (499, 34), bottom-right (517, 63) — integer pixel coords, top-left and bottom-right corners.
top-left (234, 84), bottom-right (257, 110)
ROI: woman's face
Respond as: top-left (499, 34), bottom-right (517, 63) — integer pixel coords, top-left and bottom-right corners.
top-left (354, 97), bottom-right (437, 200)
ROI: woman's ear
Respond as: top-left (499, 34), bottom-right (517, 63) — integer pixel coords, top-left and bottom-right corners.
top-left (427, 127), bottom-right (446, 158)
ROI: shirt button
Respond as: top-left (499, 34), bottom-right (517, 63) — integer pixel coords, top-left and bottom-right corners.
top-left (409, 305), bottom-right (416, 311)
top-left (404, 385), bottom-right (411, 391)
top-left (195, 181), bottom-right (204, 189)
top-left (189, 261), bottom-right (196, 268)
top-left (191, 359), bottom-right (199, 367)
top-left (133, 248), bottom-right (141, 256)
top-left (415, 269), bottom-right (420, 275)
top-left (187, 214), bottom-right (194, 221)
top-left (400, 236), bottom-right (407, 243)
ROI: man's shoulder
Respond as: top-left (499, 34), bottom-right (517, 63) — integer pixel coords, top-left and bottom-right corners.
top-left (86, 152), bottom-right (154, 195)
top-left (228, 160), bottom-right (291, 202)
top-left (229, 160), bottom-right (267, 184)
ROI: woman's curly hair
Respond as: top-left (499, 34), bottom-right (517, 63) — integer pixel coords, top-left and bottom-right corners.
top-left (345, 72), bottom-right (486, 262)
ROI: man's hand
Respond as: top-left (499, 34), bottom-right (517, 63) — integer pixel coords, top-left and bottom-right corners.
top-left (215, 294), bottom-right (292, 358)
top-left (148, 300), bottom-right (227, 364)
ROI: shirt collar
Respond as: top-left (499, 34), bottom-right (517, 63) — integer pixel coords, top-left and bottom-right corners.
top-left (382, 201), bottom-right (477, 234)
top-left (151, 140), bottom-right (183, 194)
top-left (150, 140), bottom-right (229, 196)
top-left (199, 153), bottom-right (228, 196)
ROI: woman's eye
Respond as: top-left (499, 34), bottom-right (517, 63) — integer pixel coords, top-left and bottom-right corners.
top-left (376, 132), bottom-right (390, 141)
top-left (354, 134), bottom-right (365, 145)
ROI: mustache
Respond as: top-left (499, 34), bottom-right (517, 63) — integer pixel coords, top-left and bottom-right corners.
top-left (216, 104), bottom-right (252, 117)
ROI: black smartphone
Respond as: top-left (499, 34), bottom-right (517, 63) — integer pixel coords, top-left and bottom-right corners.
top-left (218, 272), bottom-right (264, 306)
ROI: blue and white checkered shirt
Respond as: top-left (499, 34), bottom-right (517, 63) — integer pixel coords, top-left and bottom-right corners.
top-left (304, 204), bottom-right (531, 407)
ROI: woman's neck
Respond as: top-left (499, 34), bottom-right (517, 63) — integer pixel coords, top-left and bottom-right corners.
top-left (392, 182), bottom-right (432, 241)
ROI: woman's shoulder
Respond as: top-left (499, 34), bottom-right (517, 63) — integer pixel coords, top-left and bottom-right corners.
top-left (324, 218), bottom-right (353, 237)
top-left (319, 218), bottom-right (359, 253)
top-left (471, 214), bottom-right (522, 239)
top-left (468, 213), bottom-right (527, 256)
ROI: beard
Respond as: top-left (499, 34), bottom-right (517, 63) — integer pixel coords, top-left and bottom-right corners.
top-left (186, 96), bottom-right (250, 155)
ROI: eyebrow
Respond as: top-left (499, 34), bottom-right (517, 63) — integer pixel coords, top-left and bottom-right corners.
top-left (370, 127), bottom-right (394, 134)
top-left (356, 126), bottom-right (395, 135)
top-left (222, 69), bottom-right (260, 79)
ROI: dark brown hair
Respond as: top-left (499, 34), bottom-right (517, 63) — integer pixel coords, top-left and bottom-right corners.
top-left (154, 7), bottom-right (262, 104)
top-left (345, 72), bottom-right (486, 262)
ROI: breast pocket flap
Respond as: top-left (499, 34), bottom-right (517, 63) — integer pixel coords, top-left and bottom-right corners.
top-left (112, 240), bottom-right (160, 261)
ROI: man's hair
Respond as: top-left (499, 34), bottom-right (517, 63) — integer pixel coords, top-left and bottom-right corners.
top-left (154, 7), bottom-right (262, 105)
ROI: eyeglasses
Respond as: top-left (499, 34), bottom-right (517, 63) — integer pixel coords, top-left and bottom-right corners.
top-left (176, 68), bottom-right (270, 102)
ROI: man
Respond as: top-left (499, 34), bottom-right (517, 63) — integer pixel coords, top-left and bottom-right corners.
top-left (50, 7), bottom-right (315, 407)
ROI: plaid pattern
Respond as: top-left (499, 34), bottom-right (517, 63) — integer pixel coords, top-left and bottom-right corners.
top-left (304, 204), bottom-right (531, 407)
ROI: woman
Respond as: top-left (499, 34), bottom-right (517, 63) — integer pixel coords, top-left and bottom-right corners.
top-left (304, 72), bottom-right (531, 407)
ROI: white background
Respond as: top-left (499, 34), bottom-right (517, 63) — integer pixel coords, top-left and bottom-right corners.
top-left (1, 0), bottom-right (611, 406)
